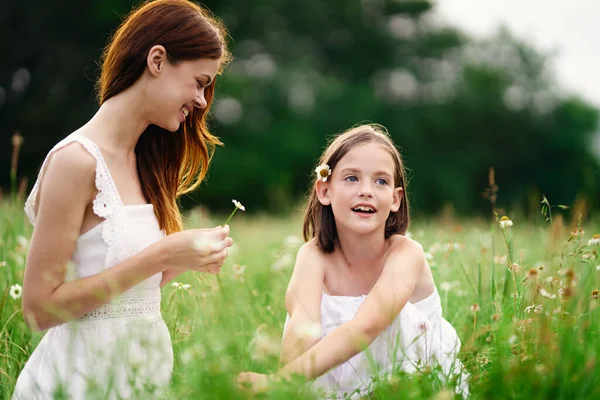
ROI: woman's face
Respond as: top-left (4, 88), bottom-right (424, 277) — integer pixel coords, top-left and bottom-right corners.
top-left (145, 48), bottom-right (221, 132)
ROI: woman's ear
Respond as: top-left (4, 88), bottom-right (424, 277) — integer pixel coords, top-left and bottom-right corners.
top-left (147, 45), bottom-right (167, 77)
top-left (315, 181), bottom-right (331, 206)
top-left (391, 187), bottom-right (403, 212)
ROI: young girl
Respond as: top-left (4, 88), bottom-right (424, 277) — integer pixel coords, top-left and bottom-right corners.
top-left (238, 124), bottom-right (469, 398)
top-left (13, 1), bottom-right (233, 398)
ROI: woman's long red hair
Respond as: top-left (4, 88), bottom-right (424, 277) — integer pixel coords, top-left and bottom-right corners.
top-left (97, 0), bottom-right (231, 234)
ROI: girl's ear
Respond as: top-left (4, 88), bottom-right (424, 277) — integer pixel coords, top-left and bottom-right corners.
top-left (391, 187), bottom-right (403, 212)
top-left (315, 180), bottom-right (331, 206)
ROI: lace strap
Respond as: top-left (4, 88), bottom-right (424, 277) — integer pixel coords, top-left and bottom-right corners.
top-left (24, 134), bottom-right (123, 225)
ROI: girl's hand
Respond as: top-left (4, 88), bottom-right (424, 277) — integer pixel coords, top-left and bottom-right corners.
top-left (236, 372), bottom-right (271, 393)
top-left (160, 225), bottom-right (233, 274)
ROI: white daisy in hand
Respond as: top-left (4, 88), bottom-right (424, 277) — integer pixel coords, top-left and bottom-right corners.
top-left (224, 199), bottom-right (246, 225)
top-left (315, 164), bottom-right (331, 182)
top-left (232, 199), bottom-right (246, 211)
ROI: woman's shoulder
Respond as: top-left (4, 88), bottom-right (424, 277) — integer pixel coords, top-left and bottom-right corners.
top-left (44, 137), bottom-right (97, 182)
top-left (35, 135), bottom-right (98, 200)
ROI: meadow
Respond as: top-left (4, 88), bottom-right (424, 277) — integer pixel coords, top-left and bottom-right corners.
top-left (1, 197), bottom-right (599, 399)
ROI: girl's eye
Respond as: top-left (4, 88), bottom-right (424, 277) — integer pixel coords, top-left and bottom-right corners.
top-left (376, 178), bottom-right (388, 185)
top-left (345, 176), bottom-right (358, 182)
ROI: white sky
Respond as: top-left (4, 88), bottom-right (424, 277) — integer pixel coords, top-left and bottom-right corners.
top-left (434, 0), bottom-right (600, 107)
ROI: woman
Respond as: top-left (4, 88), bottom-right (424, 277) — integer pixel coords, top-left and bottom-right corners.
top-left (13, 0), bottom-right (233, 398)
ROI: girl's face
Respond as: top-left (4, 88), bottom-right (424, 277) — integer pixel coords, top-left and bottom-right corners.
top-left (144, 46), bottom-right (220, 132)
top-left (317, 142), bottom-right (403, 236)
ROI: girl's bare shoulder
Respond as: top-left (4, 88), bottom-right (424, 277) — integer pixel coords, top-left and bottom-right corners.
top-left (387, 234), bottom-right (425, 257)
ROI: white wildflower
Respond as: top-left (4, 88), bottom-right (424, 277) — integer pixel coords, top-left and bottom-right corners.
top-left (539, 288), bottom-right (556, 299)
top-left (571, 227), bottom-right (585, 237)
top-left (9, 284), bottom-right (22, 300)
top-left (439, 281), bottom-right (459, 292)
top-left (284, 235), bottom-right (303, 248)
top-left (232, 199), bottom-right (246, 211)
top-left (508, 263), bottom-right (521, 273)
top-left (16, 236), bottom-right (29, 253)
top-left (428, 242), bottom-right (441, 254)
top-left (315, 164), bottom-right (331, 182)
top-left (251, 326), bottom-right (280, 360)
top-left (232, 264), bottom-right (246, 281)
top-left (587, 235), bottom-right (600, 246)
top-left (581, 251), bottom-right (596, 261)
top-left (525, 304), bottom-right (542, 314)
top-left (272, 252), bottom-right (294, 272)
top-left (499, 216), bottom-right (513, 229)
top-left (171, 282), bottom-right (191, 290)
top-left (494, 255), bottom-right (507, 264)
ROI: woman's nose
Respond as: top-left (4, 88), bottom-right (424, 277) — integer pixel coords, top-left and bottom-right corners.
top-left (194, 92), bottom-right (207, 109)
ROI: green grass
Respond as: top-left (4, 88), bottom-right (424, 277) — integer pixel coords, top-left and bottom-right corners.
top-left (1, 199), bottom-right (599, 399)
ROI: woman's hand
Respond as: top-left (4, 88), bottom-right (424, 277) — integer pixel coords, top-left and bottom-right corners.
top-left (160, 225), bottom-right (233, 274)
top-left (236, 372), bottom-right (272, 393)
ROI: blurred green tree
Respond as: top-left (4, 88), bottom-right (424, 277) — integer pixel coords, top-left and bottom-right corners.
top-left (1, 0), bottom-right (598, 217)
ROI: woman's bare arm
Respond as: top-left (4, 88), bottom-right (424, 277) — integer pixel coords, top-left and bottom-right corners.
top-left (21, 143), bottom-right (173, 330)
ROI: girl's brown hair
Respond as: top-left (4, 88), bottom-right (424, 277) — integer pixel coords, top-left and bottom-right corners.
top-left (97, 0), bottom-right (232, 234)
top-left (303, 124), bottom-right (410, 252)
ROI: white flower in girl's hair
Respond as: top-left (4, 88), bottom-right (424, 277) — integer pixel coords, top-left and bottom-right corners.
top-left (9, 284), bottom-right (22, 300)
top-left (232, 199), bottom-right (246, 211)
top-left (315, 164), bottom-right (331, 182)
top-left (171, 282), bottom-right (191, 290)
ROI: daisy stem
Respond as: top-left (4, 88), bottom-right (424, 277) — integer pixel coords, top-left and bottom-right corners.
top-left (223, 208), bottom-right (238, 226)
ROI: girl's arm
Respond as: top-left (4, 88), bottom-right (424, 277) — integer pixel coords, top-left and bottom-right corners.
top-left (277, 238), bottom-right (425, 380)
top-left (280, 240), bottom-right (325, 365)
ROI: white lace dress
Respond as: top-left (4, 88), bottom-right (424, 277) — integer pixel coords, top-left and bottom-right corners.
top-left (13, 134), bottom-right (173, 400)
top-left (283, 289), bottom-right (469, 399)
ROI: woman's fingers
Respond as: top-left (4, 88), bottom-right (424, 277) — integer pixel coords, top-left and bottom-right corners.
top-left (194, 261), bottom-right (220, 273)
top-left (206, 248), bottom-right (228, 264)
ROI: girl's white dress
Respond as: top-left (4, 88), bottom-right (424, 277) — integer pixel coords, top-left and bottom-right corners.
top-left (284, 289), bottom-right (469, 399)
top-left (13, 135), bottom-right (173, 399)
